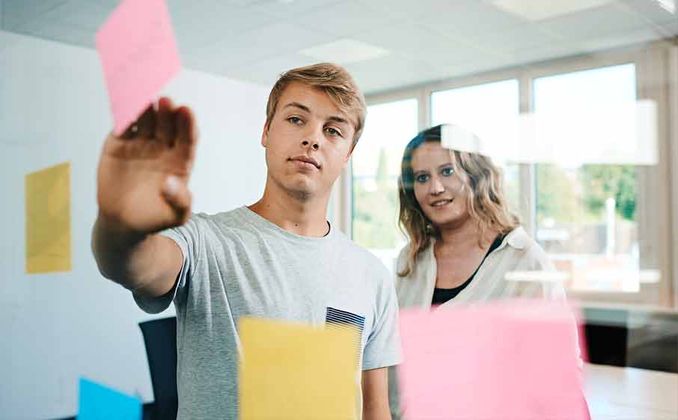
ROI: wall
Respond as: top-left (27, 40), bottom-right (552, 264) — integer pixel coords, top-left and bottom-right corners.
top-left (0, 30), bottom-right (269, 419)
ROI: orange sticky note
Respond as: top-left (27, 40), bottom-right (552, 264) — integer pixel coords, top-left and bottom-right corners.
top-left (398, 300), bottom-right (589, 419)
top-left (25, 162), bottom-right (71, 274)
top-left (239, 317), bottom-right (359, 420)
top-left (96, 0), bottom-right (181, 135)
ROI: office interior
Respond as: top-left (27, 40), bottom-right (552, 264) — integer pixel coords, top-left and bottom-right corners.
top-left (0, 0), bottom-right (677, 419)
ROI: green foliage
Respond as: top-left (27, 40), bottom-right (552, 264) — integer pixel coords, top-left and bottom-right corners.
top-left (579, 164), bottom-right (637, 221)
top-left (536, 164), bottom-right (637, 223)
top-left (536, 164), bottom-right (578, 223)
top-left (353, 149), bottom-right (401, 249)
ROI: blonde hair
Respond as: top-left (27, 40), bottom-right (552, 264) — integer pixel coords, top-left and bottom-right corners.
top-left (265, 63), bottom-right (367, 147)
top-left (397, 125), bottom-right (519, 277)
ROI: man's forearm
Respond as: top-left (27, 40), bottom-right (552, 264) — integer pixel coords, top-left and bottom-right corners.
top-left (91, 215), bottom-right (156, 290)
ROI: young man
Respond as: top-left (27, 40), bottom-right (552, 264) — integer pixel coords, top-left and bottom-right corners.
top-left (92, 63), bottom-right (400, 419)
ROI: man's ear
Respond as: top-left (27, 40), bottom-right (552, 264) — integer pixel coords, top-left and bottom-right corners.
top-left (342, 147), bottom-right (353, 168)
top-left (261, 122), bottom-right (270, 147)
top-left (344, 140), bottom-right (357, 163)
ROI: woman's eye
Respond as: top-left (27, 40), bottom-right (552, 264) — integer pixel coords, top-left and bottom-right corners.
top-left (415, 174), bottom-right (429, 183)
top-left (441, 167), bottom-right (454, 176)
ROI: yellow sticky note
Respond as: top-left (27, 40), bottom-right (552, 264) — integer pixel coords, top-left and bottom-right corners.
top-left (25, 162), bottom-right (71, 273)
top-left (239, 317), bottom-right (359, 420)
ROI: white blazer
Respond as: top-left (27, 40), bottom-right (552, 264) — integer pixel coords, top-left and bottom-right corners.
top-left (389, 227), bottom-right (571, 419)
top-left (395, 226), bottom-right (566, 309)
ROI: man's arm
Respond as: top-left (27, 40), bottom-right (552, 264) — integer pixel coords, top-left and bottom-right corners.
top-left (92, 217), bottom-right (182, 297)
top-left (92, 97), bottom-right (198, 297)
top-left (362, 367), bottom-right (392, 420)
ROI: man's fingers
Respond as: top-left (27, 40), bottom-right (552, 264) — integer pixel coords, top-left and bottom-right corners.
top-left (137, 104), bottom-right (157, 138)
top-left (176, 106), bottom-right (198, 163)
top-left (156, 97), bottom-right (176, 145)
top-left (162, 175), bottom-right (191, 224)
top-left (176, 107), bottom-right (197, 145)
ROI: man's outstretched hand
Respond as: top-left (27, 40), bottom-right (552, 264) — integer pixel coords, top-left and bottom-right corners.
top-left (97, 97), bottom-right (198, 235)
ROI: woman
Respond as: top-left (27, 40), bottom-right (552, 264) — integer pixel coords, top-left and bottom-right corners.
top-left (388, 124), bottom-right (574, 419)
top-left (395, 124), bottom-right (564, 307)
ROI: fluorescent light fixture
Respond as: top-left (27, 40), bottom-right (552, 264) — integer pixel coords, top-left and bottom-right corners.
top-left (656, 0), bottom-right (676, 14)
top-left (491, 0), bottom-right (615, 21)
top-left (299, 38), bottom-right (390, 64)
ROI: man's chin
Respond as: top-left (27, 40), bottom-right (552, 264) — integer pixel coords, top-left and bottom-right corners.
top-left (283, 182), bottom-right (316, 201)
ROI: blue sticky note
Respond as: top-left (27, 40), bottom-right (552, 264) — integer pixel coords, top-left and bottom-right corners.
top-left (77, 377), bottom-right (142, 420)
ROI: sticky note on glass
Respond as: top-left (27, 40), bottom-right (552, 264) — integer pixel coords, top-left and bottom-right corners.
top-left (77, 377), bottom-right (142, 420)
top-left (398, 300), bottom-right (588, 419)
top-left (25, 162), bottom-right (71, 274)
top-left (96, 0), bottom-right (181, 135)
top-left (239, 317), bottom-right (359, 420)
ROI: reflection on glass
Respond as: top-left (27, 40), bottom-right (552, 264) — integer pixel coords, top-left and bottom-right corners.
top-left (352, 98), bottom-right (418, 268)
top-left (431, 80), bottom-right (521, 215)
top-left (533, 63), bottom-right (643, 292)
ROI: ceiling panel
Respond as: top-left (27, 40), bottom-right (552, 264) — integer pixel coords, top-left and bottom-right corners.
top-left (290, 1), bottom-right (397, 38)
top-left (224, 52), bottom-right (319, 86)
top-left (536, 3), bottom-right (652, 41)
top-left (344, 53), bottom-right (443, 93)
top-left (184, 21), bottom-right (336, 74)
top-left (619, 0), bottom-right (678, 25)
top-left (0, 0), bottom-right (675, 94)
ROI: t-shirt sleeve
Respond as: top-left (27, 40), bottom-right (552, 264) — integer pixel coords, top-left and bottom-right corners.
top-left (132, 216), bottom-right (201, 314)
top-left (362, 267), bottom-right (402, 371)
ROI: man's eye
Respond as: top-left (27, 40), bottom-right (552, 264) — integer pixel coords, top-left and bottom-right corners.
top-left (288, 116), bottom-right (303, 125)
top-left (325, 127), bottom-right (342, 137)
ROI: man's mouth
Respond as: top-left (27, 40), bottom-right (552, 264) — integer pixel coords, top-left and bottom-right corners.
top-left (290, 155), bottom-right (321, 169)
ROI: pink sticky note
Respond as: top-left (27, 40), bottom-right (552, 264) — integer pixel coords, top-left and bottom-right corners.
top-left (96, 0), bottom-right (181, 135)
top-left (398, 300), bottom-right (589, 419)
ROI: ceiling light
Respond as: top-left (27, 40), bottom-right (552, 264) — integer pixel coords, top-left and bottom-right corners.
top-left (656, 0), bottom-right (676, 14)
top-left (299, 39), bottom-right (390, 64)
top-left (491, 0), bottom-right (615, 21)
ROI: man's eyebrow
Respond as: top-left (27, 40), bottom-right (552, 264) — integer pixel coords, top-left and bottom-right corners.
top-left (282, 102), bottom-right (310, 113)
top-left (327, 115), bottom-right (349, 125)
top-left (283, 102), bottom-right (350, 126)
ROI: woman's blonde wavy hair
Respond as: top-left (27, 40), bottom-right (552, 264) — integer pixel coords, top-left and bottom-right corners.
top-left (397, 124), bottom-right (519, 277)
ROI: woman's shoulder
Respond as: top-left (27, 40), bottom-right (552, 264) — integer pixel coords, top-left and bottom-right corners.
top-left (396, 240), bottom-right (434, 264)
top-left (502, 226), bottom-right (553, 270)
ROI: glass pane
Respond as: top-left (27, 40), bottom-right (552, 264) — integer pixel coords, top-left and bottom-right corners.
top-left (533, 64), bottom-right (642, 292)
top-left (431, 80), bottom-right (521, 215)
top-left (352, 98), bottom-right (419, 270)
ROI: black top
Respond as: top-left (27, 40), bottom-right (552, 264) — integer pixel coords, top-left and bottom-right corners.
top-left (431, 234), bottom-right (505, 306)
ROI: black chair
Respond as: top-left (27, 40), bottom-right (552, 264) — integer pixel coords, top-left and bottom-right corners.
top-left (139, 317), bottom-right (178, 420)
top-left (583, 308), bottom-right (628, 367)
top-left (583, 307), bottom-right (678, 373)
top-left (626, 311), bottom-right (678, 373)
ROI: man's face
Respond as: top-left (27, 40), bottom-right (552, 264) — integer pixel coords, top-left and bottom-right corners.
top-left (261, 82), bottom-right (356, 201)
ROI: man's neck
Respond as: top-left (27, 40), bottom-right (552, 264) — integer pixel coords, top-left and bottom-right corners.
top-left (248, 183), bottom-right (330, 238)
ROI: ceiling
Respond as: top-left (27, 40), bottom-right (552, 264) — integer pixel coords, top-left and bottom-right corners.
top-left (1, 0), bottom-right (676, 94)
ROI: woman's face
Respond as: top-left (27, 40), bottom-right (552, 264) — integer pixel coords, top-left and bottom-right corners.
top-left (411, 142), bottom-right (470, 229)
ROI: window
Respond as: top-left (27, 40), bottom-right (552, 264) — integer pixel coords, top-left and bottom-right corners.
top-left (356, 48), bottom-right (673, 307)
top-left (352, 98), bottom-right (418, 270)
top-left (532, 64), bottom-right (645, 292)
top-left (431, 79), bottom-right (521, 215)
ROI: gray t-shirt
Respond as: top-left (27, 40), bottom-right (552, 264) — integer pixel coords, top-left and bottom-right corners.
top-left (134, 206), bottom-right (401, 420)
